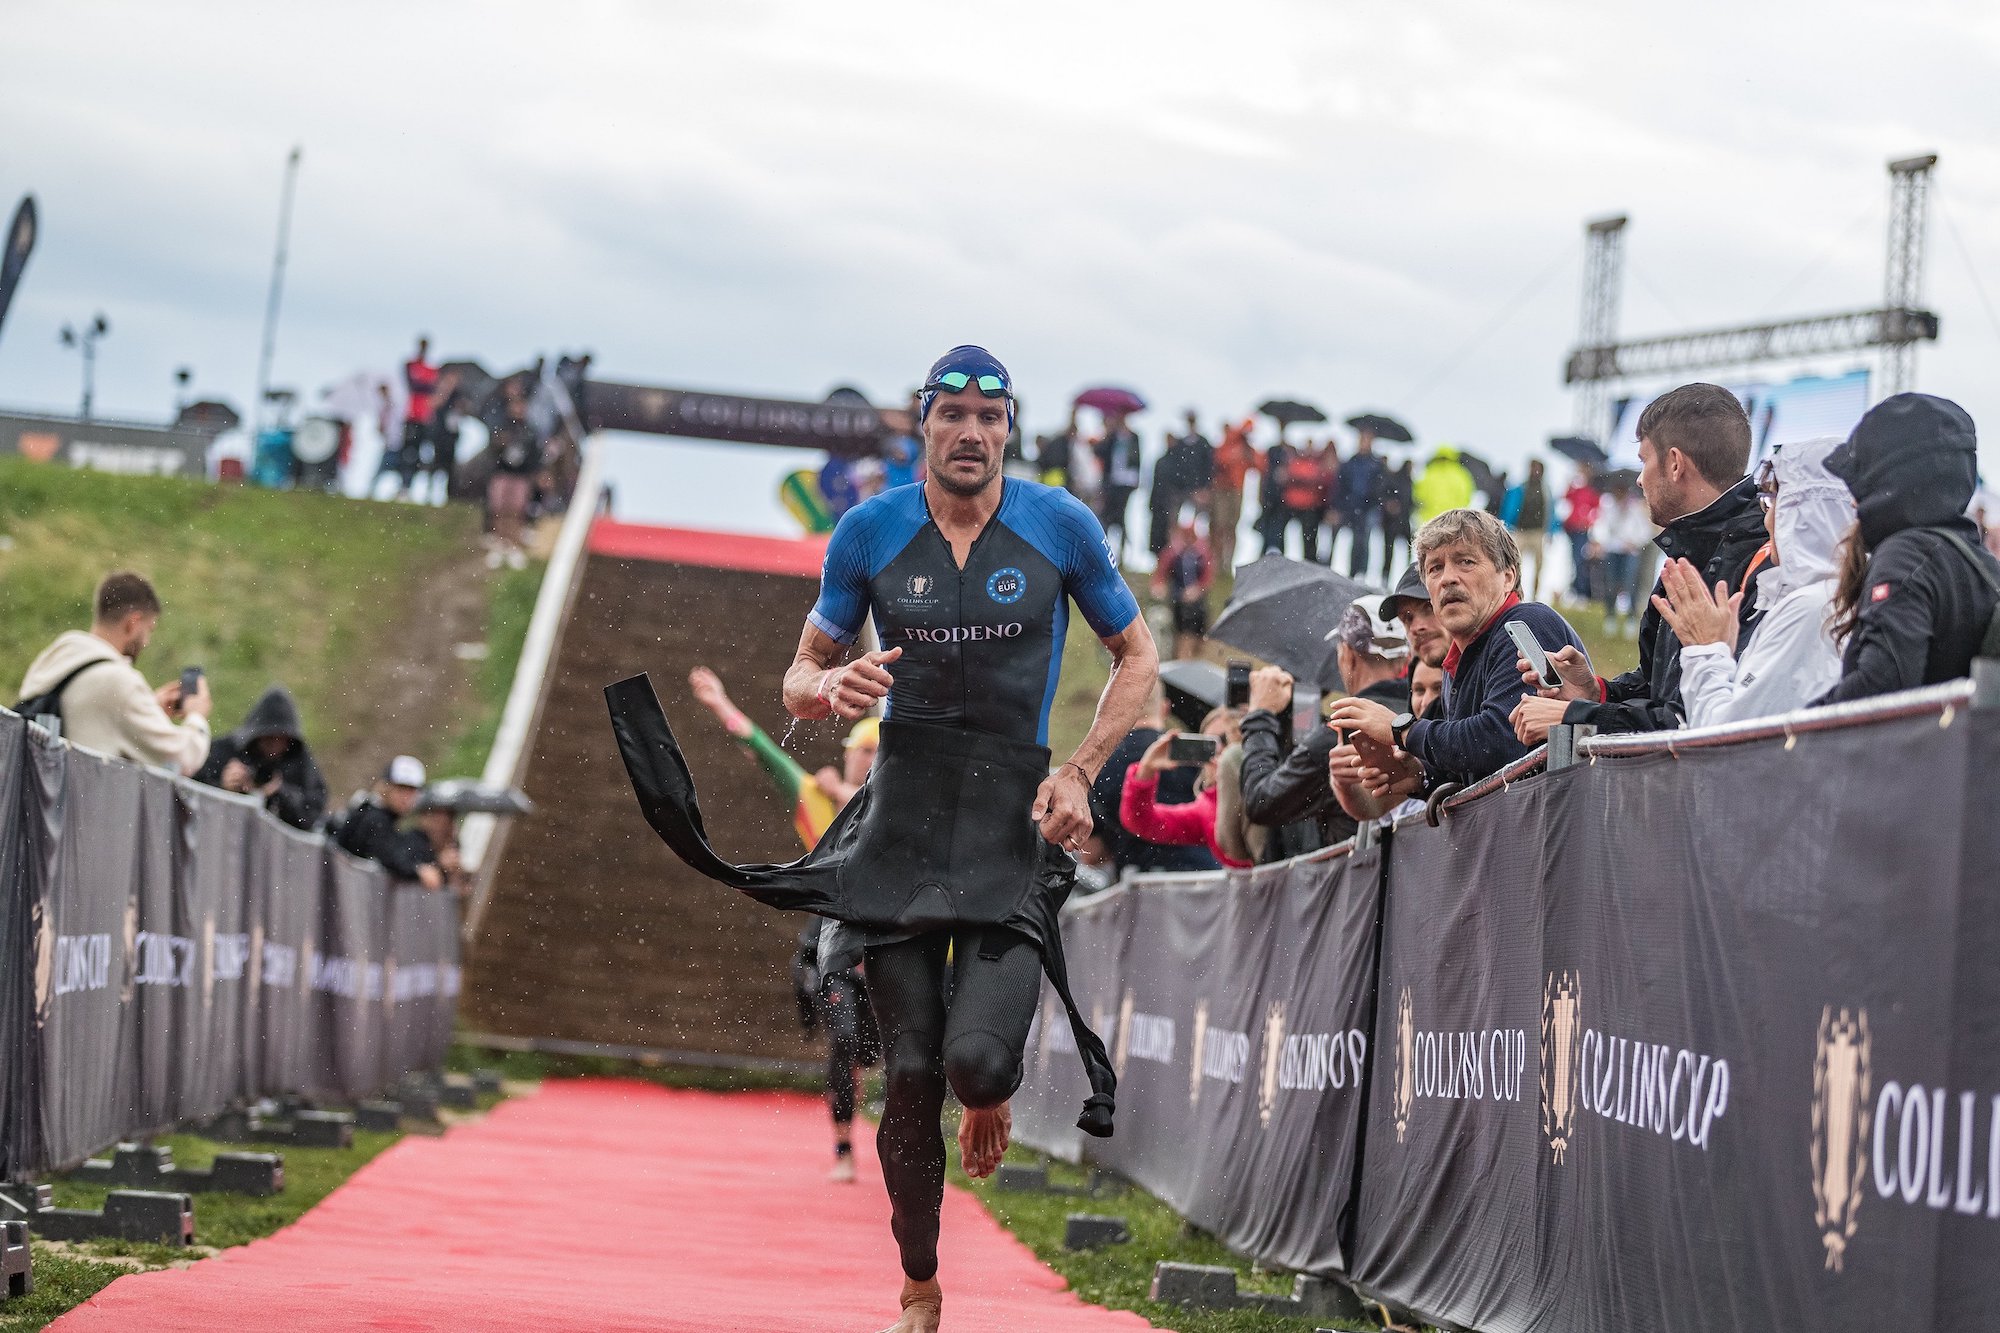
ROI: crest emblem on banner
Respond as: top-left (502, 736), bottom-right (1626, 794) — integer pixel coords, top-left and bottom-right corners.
top-left (1112, 989), bottom-right (1135, 1078)
top-left (1258, 1001), bottom-right (1286, 1126)
top-left (1189, 999), bottom-right (1210, 1108)
top-left (1393, 987), bottom-right (1415, 1143)
top-left (1541, 970), bottom-right (1583, 1164)
top-left (1811, 1005), bottom-right (1872, 1271)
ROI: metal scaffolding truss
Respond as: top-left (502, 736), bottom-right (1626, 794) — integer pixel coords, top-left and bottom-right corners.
top-left (1563, 305), bottom-right (1939, 385)
top-left (1562, 154), bottom-right (1940, 423)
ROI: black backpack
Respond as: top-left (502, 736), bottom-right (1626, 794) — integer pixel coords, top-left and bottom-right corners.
top-left (11, 659), bottom-right (111, 728)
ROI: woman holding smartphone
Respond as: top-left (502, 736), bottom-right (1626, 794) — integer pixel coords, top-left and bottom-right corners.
top-left (1118, 707), bottom-right (1252, 868)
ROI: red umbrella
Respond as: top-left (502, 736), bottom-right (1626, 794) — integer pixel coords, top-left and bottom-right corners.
top-left (1074, 386), bottom-right (1146, 415)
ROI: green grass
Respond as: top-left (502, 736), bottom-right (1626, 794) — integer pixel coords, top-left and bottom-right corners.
top-left (0, 458), bottom-right (475, 751)
top-left (0, 1245), bottom-right (147, 1332)
top-left (44, 1129), bottom-right (406, 1250)
top-left (436, 560), bottom-right (544, 780)
top-left (952, 1141), bottom-right (1409, 1332)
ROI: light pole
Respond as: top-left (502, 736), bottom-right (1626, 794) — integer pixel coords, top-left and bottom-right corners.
top-left (174, 365), bottom-right (193, 416)
top-left (253, 146), bottom-right (303, 434)
top-left (59, 313), bottom-right (109, 419)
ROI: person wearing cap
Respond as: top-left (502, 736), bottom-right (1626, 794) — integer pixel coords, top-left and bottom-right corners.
top-left (333, 756), bottom-right (443, 889)
top-left (1238, 595), bottom-right (1412, 859)
top-left (1379, 561), bottom-right (1449, 671)
top-left (616, 345), bottom-right (1156, 1332)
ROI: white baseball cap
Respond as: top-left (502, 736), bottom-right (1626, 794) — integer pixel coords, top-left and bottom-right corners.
top-left (384, 755), bottom-right (427, 789)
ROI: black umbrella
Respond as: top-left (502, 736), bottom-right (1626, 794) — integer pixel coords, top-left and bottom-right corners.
top-left (1158, 658), bottom-right (1225, 730)
top-left (1210, 554), bottom-right (1376, 692)
top-left (1257, 399), bottom-right (1327, 427)
top-left (416, 780), bottom-right (534, 816)
top-left (1453, 448), bottom-right (1500, 499)
top-left (1600, 467), bottom-right (1641, 492)
top-left (1345, 412), bottom-right (1413, 444)
top-left (1549, 435), bottom-right (1608, 466)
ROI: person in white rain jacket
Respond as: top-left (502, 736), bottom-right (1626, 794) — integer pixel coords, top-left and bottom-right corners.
top-left (1652, 436), bottom-right (1855, 727)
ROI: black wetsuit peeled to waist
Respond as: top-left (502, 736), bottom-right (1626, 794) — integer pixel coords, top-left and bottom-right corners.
top-left (608, 476), bottom-right (1141, 1283)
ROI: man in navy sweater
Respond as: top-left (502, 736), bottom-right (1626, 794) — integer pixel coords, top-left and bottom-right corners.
top-left (1328, 508), bottom-right (1587, 792)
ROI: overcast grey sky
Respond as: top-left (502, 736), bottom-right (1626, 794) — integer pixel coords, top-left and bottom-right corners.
top-left (4, 0), bottom-right (1999, 489)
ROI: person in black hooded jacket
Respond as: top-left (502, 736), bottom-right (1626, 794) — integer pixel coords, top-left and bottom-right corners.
top-left (195, 685), bottom-right (328, 830)
top-left (1814, 394), bottom-right (2000, 703)
top-left (1512, 383), bottom-right (1768, 740)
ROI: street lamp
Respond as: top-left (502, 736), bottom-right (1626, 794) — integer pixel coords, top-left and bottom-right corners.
top-left (174, 365), bottom-right (193, 414)
top-left (59, 312), bottom-right (109, 420)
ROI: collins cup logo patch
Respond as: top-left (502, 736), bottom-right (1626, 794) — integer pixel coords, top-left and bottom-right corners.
top-left (987, 567), bottom-right (1027, 604)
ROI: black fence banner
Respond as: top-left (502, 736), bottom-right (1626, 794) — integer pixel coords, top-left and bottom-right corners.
top-left (29, 740), bottom-right (143, 1169)
top-left (1017, 696), bottom-right (2000, 1333)
top-left (1017, 845), bottom-right (1385, 1274)
top-left (0, 711), bottom-right (461, 1176)
top-left (315, 851), bottom-right (387, 1101)
top-left (0, 712), bottom-right (29, 1177)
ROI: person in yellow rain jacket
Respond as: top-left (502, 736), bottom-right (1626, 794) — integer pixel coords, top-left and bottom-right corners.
top-left (1413, 445), bottom-right (1476, 529)
top-left (687, 667), bottom-right (881, 1182)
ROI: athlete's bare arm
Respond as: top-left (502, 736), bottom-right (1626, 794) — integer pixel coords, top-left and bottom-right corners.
top-left (1031, 616), bottom-right (1159, 850)
top-left (783, 624), bottom-right (902, 722)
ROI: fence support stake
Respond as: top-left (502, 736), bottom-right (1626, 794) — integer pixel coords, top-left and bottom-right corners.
top-left (1547, 724), bottom-right (1596, 771)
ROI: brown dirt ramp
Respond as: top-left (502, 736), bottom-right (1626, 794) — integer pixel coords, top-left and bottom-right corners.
top-left (462, 554), bottom-right (844, 1062)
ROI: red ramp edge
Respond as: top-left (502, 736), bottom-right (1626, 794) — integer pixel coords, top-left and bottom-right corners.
top-left (52, 1080), bottom-right (1155, 1333)
top-left (589, 518), bottom-right (830, 578)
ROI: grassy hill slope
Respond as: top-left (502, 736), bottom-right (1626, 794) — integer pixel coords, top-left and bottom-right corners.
top-left (0, 459), bottom-right (533, 797)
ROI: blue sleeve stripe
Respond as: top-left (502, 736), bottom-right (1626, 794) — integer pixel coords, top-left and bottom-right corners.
top-left (808, 609), bottom-right (858, 645)
top-left (1038, 597), bottom-right (1069, 747)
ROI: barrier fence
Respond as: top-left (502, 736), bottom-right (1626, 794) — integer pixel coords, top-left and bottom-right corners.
top-left (1015, 681), bottom-right (2000, 1333)
top-left (0, 708), bottom-right (460, 1178)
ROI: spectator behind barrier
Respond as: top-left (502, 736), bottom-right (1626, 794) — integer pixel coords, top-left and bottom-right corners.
top-left (334, 755), bottom-right (443, 889)
top-left (15, 571), bottom-right (212, 775)
top-left (1328, 603), bottom-right (1446, 824)
top-left (1652, 438), bottom-right (1856, 726)
top-left (194, 684), bottom-right (328, 830)
top-left (1815, 394), bottom-right (2000, 704)
top-left (1120, 706), bottom-right (1249, 868)
top-left (1329, 509), bottom-right (1586, 796)
top-left (1088, 682), bottom-right (1220, 875)
top-left (1240, 596), bottom-right (1410, 858)
top-left (1152, 513), bottom-right (1215, 662)
top-left (1512, 383), bottom-right (1766, 744)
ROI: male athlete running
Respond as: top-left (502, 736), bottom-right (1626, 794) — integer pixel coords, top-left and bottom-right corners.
top-left (783, 346), bottom-right (1158, 1331)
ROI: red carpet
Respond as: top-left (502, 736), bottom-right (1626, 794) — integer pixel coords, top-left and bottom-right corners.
top-left (53, 1080), bottom-right (1154, 1332)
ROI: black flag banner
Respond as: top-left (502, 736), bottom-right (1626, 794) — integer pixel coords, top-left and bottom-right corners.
top-left (1015, 700), bottom-right (2000, 1332)
top-left (0, 196), bottom-right (34, 344)
top-left (0, 711), bottom-right (460, 1175)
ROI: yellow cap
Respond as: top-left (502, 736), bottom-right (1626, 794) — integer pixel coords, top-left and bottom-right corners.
top-left (843, 716), bottom-right (881, 749)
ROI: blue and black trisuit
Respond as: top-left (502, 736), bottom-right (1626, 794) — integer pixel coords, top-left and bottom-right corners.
top-left (608, 477), bottom-right (1140, 1283)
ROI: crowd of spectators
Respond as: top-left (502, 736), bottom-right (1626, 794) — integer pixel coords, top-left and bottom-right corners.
top-left (1075, 386), bottom-right (2000, 887)
top-left (13, 571), bottom-right (482, 896)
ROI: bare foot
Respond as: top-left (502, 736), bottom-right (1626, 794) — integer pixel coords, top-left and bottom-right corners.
top-left (828, 1153), bottom-right (857, 1183)
top-left (957, 1101), bottom-right (1011, 1179)
top-left (876, 1277), bottom-right (941, 1333)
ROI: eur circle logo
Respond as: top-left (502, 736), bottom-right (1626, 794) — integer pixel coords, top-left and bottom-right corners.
top-left (986, 567), bottom-right (1027, 604)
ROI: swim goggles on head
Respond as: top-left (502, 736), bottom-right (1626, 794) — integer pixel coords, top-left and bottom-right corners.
top-left (922, 370), bottom-right (1010, 398)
